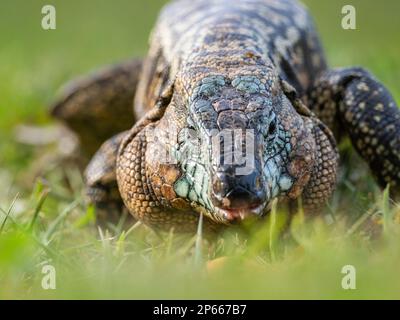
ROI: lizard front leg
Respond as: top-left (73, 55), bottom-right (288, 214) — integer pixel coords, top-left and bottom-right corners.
top-left (84, 131), bottom-right (132, 226)
top-left (305, 68), bottom-right (400, 196)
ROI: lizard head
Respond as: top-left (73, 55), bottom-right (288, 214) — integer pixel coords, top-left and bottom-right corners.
top-left (162, 69), bottom-right (316, 224)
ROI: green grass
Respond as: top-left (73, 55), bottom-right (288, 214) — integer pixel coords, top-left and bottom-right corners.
top-left (1, 0), bottom-right (400, 299)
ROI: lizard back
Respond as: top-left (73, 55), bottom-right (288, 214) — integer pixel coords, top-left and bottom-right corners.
top-left (134, 0), bottom-right (327, 116)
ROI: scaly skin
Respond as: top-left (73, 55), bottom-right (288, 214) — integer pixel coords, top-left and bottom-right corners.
top-left (52, 0), bottom-right (400, 233)
top-left (117, 0), bottom-right (337, 230)
top-left (303, 68), bottom-right (400, 196)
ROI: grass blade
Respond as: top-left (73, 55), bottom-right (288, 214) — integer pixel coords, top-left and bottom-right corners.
top-left (28, 189), bottom-right (50, 231)
top-left (0, 193), bottom-right (19, 234)
top-left (269, 199), bottom-right (278, 262)
top-left (194, 213), bottom-right (204, 266)
top-left (382, 185), bottom-right (391, 235)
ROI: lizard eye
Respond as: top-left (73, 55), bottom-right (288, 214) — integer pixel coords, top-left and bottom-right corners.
top-left (264, 115), bottom-right (278, 151)
top-left (268, 121), bottom-right (276, 136)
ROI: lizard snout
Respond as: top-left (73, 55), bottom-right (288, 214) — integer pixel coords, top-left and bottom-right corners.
top-left (210, 170), bottom-right (267, 221)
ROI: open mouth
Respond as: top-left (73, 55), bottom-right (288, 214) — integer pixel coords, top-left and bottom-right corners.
top-left (215, 202), bottom-right (269, 222)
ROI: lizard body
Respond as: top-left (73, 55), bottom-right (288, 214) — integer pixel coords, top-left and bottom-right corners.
top-left (52, 0), bottom-right (400, 232)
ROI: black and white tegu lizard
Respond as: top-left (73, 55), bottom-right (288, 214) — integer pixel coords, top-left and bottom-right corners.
top-left (51, 0), bottom-right (400, 232)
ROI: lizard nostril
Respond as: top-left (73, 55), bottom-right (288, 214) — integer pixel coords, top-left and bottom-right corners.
top-left (212, 175), bottom-right (231, 198)
top-left (210, 171), bottom-right (267, 210)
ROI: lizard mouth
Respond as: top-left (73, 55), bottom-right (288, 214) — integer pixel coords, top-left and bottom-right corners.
top-left (214, 202), bottom-right (269, 222)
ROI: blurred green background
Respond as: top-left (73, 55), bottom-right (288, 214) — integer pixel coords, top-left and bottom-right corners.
top-left (0, 0), bottom-right (400, 300)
